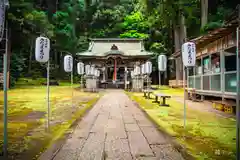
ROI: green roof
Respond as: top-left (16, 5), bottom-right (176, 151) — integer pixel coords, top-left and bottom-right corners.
top-left (76, 38), bottom-right (154, 57)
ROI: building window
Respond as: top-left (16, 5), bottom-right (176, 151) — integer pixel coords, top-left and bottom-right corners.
top-left (203, 56), bottom-right (211, 74)
top-left (211, 53), bottom-right (220, 73)
top-left (225, 54), bottom-right (236, 72)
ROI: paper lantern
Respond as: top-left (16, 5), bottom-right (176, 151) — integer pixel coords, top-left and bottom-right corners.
top-left (85, 65), bottom-right (90, 75)
top-left (145, 61), bottom-right (152, 74)
top-left (130, 71), bottom-right (134, 78)
top-left (158, 55), bottom-right (167, 71)
top-left (97, 70), bottom-right (100, 77)
top-left (90, 65), bottom-right (95, 76)
top-left (77, 62), bottom-right (84, 75)
top-left (64, 55), bottom-right (73, 72)
top-left (141, 64), bottom-right (145, 74)
top-left (135, 65), bottom-right (140, 75)
top-left (35, 36), bottom-right (50, 63)
top-left (94, 69), bottom-right (98, 77)
top-left (182, 42), bottom-right (196, 67)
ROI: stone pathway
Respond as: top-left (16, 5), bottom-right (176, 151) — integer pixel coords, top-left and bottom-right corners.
top-left (43, 90), bottom-right (184, 160)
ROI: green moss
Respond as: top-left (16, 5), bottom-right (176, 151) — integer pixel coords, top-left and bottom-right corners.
top-left (0, 86), bottom-right (101, 159)
top-left (126, 91), bottom-right (236, 160)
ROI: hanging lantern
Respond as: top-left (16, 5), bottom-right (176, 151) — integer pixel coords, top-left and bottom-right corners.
top-left (141, 64), bottom-right (145, 75)
top-left (145, 61), bottom-right (152, 74)
top-left (64, 55), bottom-right (73, 72)
top-left (94, 68), bottom-right (98, 77)
top-left (135, 65), bottom-right (140, 75)
top-left (158, 55), bottom-right (167, 72)
top-left (130, 70), bottom-right (134, 78)
top-left (35, 36), bottom-right (50, 63)
top-left (90, 65), bottom-right (95, 76)
top-left (133, 67), bottom-right (136, 76)
top-left (97, 70), bottom-right (100, 77)
top-left (85, 64), bottom-right (90, 76)
top-left (182, 42), bottom-right (196, 67)
top-left (77, 62), bottom-right (84, 75)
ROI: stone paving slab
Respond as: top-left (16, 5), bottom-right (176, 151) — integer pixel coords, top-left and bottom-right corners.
top-left (150, 144), bottom-right (185, 160)
top-left (125, 123), bottom-right (140, 132)
top-left (77, 132), bottom-right (105, 160)
top-left (127, 131), bottom-right (154, 158)
top-left (140, 126), bottom-right (168, 145)
top-left (90, 114), bottom-right (109, 133)
top-left (53, 138), bottom-right (85, 160)
top-left (106, 119), bottom-right (127, 138)
top-left (136, 119), bottom-right (153, 127)
top-left (46, 90), bottom-right (184, 160)
top-left (105, 133), bottom-right (132, 159)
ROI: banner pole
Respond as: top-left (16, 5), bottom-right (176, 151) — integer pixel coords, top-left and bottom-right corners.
top-left (183, 66), bottom-right (186, 129)
top-left (3, 18), bottom-right (8, 158)
top-left (71, 70), bottom-right (73, 109)
top-left (46, 60), bottom-right (50, 131)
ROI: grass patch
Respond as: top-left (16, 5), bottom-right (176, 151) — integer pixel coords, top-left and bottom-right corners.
top-left (127, 91), bottom-right (236, 160)
top-left (0, 85), bottom-right (101, 159)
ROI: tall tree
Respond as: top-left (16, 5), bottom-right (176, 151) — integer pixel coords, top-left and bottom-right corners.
top-left (201, 0), bottom-right (208, 28)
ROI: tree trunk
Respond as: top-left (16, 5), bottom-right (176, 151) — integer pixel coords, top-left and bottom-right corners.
top-left (176, 14), bottom-right (186, 81)
top-left (201, 0), bottom-right (208, 28)
top-left (173, 23), bottom-right (180, 52)
top-left (179, 14), bottom-right (187, 44)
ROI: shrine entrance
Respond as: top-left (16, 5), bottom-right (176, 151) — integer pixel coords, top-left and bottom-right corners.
top-left (76, 38), bottom-right (153, 91)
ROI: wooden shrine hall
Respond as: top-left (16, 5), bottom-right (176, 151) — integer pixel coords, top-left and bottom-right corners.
top-left (76, 38), bottom-right (154, 90)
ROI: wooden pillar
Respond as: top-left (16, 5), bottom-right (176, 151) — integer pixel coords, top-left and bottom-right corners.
top-left (125, 66), bottom-right (127, 90)
top-left (103, 66), bottom-right (106, 82)
top-left (209, 54), bottom-right (212, 90)
top-left (220, 51), bottom-right (225, 99)
top-left (201, 56), bottom-right (203, 90)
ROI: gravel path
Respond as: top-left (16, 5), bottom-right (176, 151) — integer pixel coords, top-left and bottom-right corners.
top-left (41, 90), bottom-right (184, 160)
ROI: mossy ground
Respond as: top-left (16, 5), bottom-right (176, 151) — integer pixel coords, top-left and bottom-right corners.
top-left (127, 87), bottom-right (236, 160)
top-left (0, 80), bottom-right (101, 159)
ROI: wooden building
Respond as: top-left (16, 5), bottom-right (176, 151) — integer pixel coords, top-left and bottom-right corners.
top-left (76, 38), bottom-right (153, 90)
top-left (170, 11), bottom-right (239, 100)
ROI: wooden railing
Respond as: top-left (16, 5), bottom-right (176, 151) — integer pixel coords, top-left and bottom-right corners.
top-left (169, 80), bottom-right (186, 88)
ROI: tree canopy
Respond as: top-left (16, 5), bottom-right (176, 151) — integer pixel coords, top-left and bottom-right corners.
top-left (0, 0), bottom-right (238, 86)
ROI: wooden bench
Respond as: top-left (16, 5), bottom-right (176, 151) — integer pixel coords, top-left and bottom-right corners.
top-left (153, 93), bottom-right (171, 107)
top-left (143, 89), bottom-right (153, 99)
top-left (212, 100), bottom-right (236, 113)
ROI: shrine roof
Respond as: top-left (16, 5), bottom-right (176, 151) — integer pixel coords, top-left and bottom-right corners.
top-left (76, 38), bottom-right (154, 57)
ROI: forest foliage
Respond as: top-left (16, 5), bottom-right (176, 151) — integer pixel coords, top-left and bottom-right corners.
top-left (0, 0), bottom-right (239, 87)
